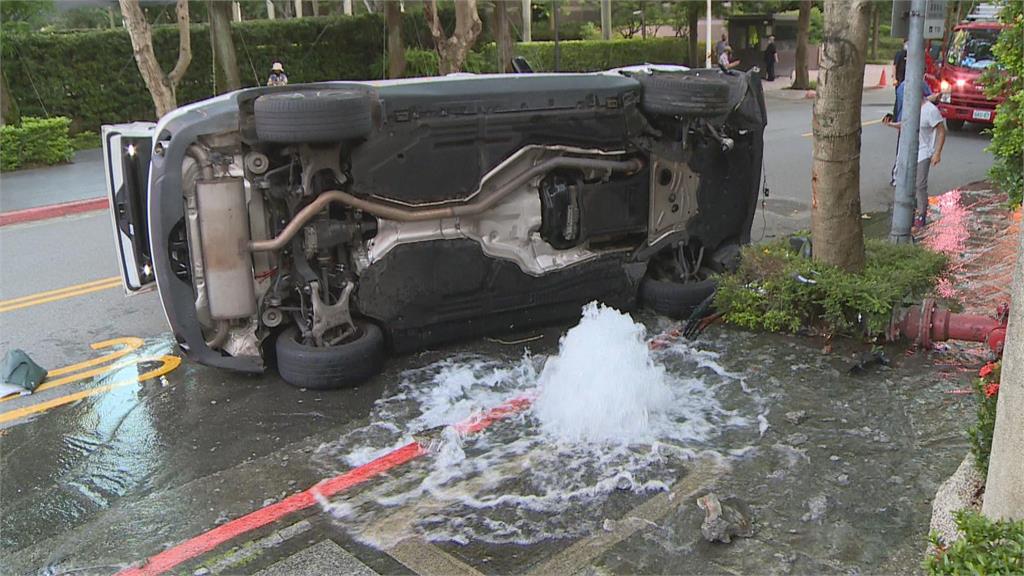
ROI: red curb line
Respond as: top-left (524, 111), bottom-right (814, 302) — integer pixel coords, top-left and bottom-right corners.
top-left (115, 393), bottom-right (535, 576)
top-left (0, 197), bottom-right (109, 227)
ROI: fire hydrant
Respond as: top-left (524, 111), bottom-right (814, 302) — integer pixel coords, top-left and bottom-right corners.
top-left (889, 298), bottom-right (1009, 357)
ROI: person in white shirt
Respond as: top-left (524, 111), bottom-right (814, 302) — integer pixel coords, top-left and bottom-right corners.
top-left (718, 45), bottom-right (740, 70)
top-left (884, 97), bottom-right (946, 228)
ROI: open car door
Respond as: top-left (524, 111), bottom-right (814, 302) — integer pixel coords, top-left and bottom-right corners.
top-left (102, 123), bottom-right (157, 293)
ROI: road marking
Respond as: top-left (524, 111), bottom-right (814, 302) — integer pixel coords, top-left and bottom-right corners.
top-left (526, 459), bottom-right (722, 576)
top-left (0, 276), bottom-right (122, 313)
top-left (1, 338), bottom-right (144, 404)
top-left (801, 117), bottom-right (883, 138)
top-left (114, 394), bottom-right (536, 576)
top-left (0, 355), bottom-right (180, 425)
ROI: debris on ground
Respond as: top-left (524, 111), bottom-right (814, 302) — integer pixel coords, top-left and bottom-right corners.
top-left (784, 410), bottom-right (807, 425)
top-left (0, 349), bottom-right (47, 398)
top-left (696, 492), bottom-right (753, 543)
top-left (848, 349), bottom-right (890, 375)
top-left (801, 494), bottom-right (828, 523)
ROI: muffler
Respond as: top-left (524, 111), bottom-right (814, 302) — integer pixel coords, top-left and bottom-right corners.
top-left (196, 177), bottom-right (257, 320)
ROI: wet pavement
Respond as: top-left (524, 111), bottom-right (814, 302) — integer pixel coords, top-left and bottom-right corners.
top-left (0, 97), bottom-right (1008, 576)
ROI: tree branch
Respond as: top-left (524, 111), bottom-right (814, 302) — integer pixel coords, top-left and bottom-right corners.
top-left (168, 0), bottom-right (192, 85)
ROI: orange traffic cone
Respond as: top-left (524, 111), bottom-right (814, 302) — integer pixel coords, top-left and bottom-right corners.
top-left (877, 67), bottom-right (888, 88)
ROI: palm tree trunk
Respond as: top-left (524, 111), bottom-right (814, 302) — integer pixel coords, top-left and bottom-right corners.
top-left (793, 0), bottom-right (811, 89)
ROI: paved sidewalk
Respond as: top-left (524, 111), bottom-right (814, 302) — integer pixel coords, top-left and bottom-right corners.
top-left (0, 148), bottom-right (105, 213)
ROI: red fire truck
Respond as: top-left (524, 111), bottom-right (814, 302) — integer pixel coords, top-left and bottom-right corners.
top-left (932, 5), bottom-right (1006, 130)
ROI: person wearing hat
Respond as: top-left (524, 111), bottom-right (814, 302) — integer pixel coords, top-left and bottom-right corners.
top-left (718, 45), bottom-right (740, 70)
top-left (268, 62), bottom-right (288, 87)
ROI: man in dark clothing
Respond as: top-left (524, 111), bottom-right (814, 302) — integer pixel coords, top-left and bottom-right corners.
top-left (763, 35), bottom-right (778, 81)
top-left (893, 41), bottom-right (908, 115)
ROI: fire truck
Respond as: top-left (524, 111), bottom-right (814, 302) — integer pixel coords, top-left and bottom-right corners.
top-left (932, 4), bottom-right (1006, 130)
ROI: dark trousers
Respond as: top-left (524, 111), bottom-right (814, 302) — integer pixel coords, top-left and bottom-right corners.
top-left (764, 61), bottom-right (775, 81)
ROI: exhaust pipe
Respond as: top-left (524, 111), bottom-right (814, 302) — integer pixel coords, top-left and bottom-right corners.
top-left (248, 156), bottom-right (644, 253)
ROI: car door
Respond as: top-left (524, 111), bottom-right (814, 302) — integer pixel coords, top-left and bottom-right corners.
top-left (102, 123), bottom-right (157, 293)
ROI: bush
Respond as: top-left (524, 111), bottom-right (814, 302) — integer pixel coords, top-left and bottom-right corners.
top-left (968, 362), bottom-right (1001, 476)
top-left (70, 130), bottom-right (99, 151)
top-left (985, 0), bottom-right (1023, 206)
top-left (925, 510), bottom-right (1024, 575)
top-left (0, 116), bottom-right (74, 171)
top-left (714, 238), bottom-right (948, 336)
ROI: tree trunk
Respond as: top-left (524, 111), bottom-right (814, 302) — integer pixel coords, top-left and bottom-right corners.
top-left (0, 68), bottom-right (19, 126)
top-left (982, 227), bottom-right (1024, 521)
top-left (793, 0), bottom-right (812, 89)
top-left (120, 0), bottom-right (191, 118)
top-left (386, 0), bottom-right (406, 78)
top-left (424, 0), bottom-right (482, 75)
top-left (209, 0), bottom-right (241, 93)
top-left (495, 0), bottom-right (513, 73)
top-left (810, 0), bottom-right (870, 272)
top-left (687, 4), bottom-right (699, 68)
top-left (870, 3), bottom-right (880, 60)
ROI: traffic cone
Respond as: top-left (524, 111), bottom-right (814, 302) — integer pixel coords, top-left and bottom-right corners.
top-left (877, 67), bottom-right (888, 88)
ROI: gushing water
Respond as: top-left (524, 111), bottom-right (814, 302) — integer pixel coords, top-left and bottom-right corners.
top-left (534, 302), bottom-right (673, 444)
top-left (314, 302), bottom-right (762, 546)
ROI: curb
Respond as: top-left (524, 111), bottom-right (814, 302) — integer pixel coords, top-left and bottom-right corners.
top-left (0, 197), bottom-right (109, 227)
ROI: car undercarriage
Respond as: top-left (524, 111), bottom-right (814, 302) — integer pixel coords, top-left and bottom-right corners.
top-left (103, 67), bottom-right (767, 388)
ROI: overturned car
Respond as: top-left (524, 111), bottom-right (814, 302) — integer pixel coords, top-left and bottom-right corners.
top-left (103, 67), bottom-right (766, 389)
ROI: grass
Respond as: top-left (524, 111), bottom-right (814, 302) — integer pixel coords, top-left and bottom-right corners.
top-left (714, 237), bottom-right (948, 338)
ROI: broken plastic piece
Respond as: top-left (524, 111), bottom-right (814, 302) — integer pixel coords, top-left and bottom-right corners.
top-left (0, 349), bottom-right (47, 398)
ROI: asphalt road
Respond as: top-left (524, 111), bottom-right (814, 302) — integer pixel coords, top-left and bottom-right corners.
top-left (0, 91), bottom-right (995, 575)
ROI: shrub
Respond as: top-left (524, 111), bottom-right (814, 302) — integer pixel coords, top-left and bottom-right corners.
top-left (925, 510), bottom-right (1024, 575)
top-left (70, 130), bottom-right (99, 151)
top-left (984, 0), bottom-right (1023, 206)
top-left (0, 116), bottom-right (74, 171)
top-left (481, 37), bottom-right (698, 72)
top-left (968, 362), bottom-right (1001, 476)
top-left (714, 238), bottom-right (948, 336)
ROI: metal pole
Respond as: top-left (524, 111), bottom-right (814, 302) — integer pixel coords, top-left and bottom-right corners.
top-left (600, 0), bottom-right (611, 41)
top-left (522, 0), bottom-right (532, 42)
top-left (705, 0), bottom-right (712, 67)
top-left (553, 0), bottom-right (560, 72)
top-left (889, 0), bottom-right (926, 244)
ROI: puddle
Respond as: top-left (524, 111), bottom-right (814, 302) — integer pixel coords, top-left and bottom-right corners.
top-left (314, 303), bottom-right (766, 548)
top-left (313, 302), bottom-right (971, 571)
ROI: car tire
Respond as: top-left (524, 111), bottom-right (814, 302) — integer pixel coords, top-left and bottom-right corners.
top-left (637, 73), bottom-right (733, 117)
top-left (947, 119), bottom-right (965, 131)
top-left (639, 277), bottom-right (717, 318)
top-left (254, 89), bottom-right (374, 144)
top-left (275, 321), bottom-right (385, 389)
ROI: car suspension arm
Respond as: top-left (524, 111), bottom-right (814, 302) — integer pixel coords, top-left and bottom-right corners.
top-left (247, 156), bottom-right (644, 252)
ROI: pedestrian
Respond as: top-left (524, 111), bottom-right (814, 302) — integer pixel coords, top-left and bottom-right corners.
top-left (893, 41), bottom-right (908, 115)
top-left (763, 35), bottom-right (778, 81)
top-left (718, 45), bottom-right (740, 70)
top-left (884, 87), bottom-right (946, 228)
top-left (715, 32), bottom-right (728, 62)
top-left (888, 77), bottom-right (935, 186)
top-left (267, 62), bottom-right (288, 87)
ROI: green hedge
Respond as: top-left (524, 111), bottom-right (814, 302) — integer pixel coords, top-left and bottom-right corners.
top-left (3, 12), bottom-right (696, 133)
top-left (406, 37), bottom-right (699, 78)
top-left (0, 116), bottom-right (74, 171)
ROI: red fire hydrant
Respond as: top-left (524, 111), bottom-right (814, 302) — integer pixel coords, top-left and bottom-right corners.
top-left (890, 298), bottom-right (1009, 357)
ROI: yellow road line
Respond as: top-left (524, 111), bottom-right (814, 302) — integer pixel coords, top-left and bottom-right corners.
top-left (801, 117), bottom-right (884, 138)
top-left (46, 337), bottom-right (144, 377)
top-left (0, 355), bottom-right (181, 425)
top-left (0, 276), bottom-right (121, 306)
top-left (0, 278), bottom-right (122, 314)
top-left (1, 338), bottom-right (145, 405)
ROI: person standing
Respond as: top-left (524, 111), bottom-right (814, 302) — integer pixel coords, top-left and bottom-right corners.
top-left (893, 41), bottom-right (908, 115)
top-left (718, 45), bottom-right (740, 70)
top-left (884, 92), bottom-right (947, 228)
top-left (715, 32), bottom-right (728, 62)
top-left (763, 35), bottom-right (778, 81)
top-left (267, 62), bottom-right (288, 87)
